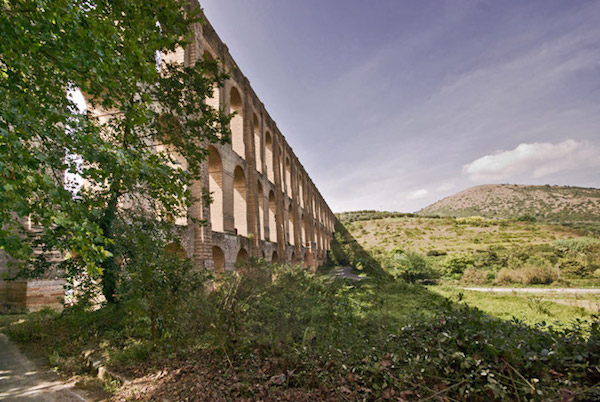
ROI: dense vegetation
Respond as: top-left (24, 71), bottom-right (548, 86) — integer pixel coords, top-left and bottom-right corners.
top-left (2, 261), bottom-right (599, 400)
top-left (418, 184), bottom-right (600, 233)
top-left (338, 213), bottom-right (600, 286)
top-left (0, 0), bottom-right (230, 302)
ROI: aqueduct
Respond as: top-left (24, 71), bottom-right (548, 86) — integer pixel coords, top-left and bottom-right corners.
top-left (175, 12), bottom-right (335, 271)
top-left (0, 6), bottom-right (336, 310)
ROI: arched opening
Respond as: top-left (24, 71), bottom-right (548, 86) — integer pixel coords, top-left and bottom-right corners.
top-left (291, 252), bottom-right (296, 263)
top-left (236, 248), bottom-right (249, 265)
top-left (302, 217), bottom-right (307, 247)
top-left (208, 146), bottom-right (224, 232)
top-left (230, 87), bottom-right (244, 158)
top-left (316, 228), bottom-right (321, 251)
top-left (299, 182), bottom-right (304, 208)
top-left (268, 190), bottom-right (276, 242)
top-left (279, 147), bottom-right (284, 191)
top-left (203, 51), bottom-right (220, 113)
top-left (254, 115), bottom-right (262, 173)
top-left (265, 132), bottom-right (274, 183)
top-left (271, 251), bottom-right (279, 263)
top-left (257, 180), bottom-right (264, 240)
top-left (304, 253), bottom-right (310, 267)
top-left (212, 246), bottom-right (225, 272)
top-left (233, 166), bottom-right (247, 236)
top-left (285, 157), bottom-right (292, 197)
top-left (288, 204), bottom-right (295, 246)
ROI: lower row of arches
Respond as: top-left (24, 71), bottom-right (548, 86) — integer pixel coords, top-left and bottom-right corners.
top-left (211, 246), bottom-right (317, 272)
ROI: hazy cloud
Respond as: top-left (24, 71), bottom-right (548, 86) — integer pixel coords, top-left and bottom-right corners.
top-left (406, 189), bottom-right (429, 200)
top-left (463, 140), bottom-right (600, 182)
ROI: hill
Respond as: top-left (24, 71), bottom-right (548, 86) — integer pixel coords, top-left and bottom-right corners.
top-left (417, 184), bottom-right (600, 231)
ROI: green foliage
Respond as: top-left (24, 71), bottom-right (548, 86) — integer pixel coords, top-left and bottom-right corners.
top-left (328, 219), bottom-right (388, 278)
top-left (426, 249), bottom-right (447, 256)
top-left (4, 268), bottom-right (600, 400)
top-left (516, 214), bottom-right (537, 222)
top-left (0, 0), bottom-right (231, 300)
top-left (336, 210), bottom-right (416, 224)
top-left (441, 252), bottom-right (475, 277)
top-left (384, 249), bottom-right (437, 283)
top-left (553, 237), bottom-right (600, 253)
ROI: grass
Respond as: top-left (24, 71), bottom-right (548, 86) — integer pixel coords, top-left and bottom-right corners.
top-left (429, 286), bottom-right (595, 327)
top-left (340, 215), bottom-right (582, 256)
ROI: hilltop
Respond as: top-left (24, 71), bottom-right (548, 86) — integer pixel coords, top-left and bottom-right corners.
top-left (417, 184), bottom-right (600, 231)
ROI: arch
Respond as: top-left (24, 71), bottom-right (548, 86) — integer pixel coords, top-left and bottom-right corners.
top-left (302, 217), bottom-right (307, 247)
top-left (288, 204), bottom-right (295, 246)
top-left (236, 248), bottom-right (249, 265)
top-left (304, 253), bottom-right (310, 267)
top-left (208, 146), bottom-right (224, 232)
top-left (268, 190), bottom-right (276, 242)
top-left (203, 51), bottom-right (220, 112)
top-left (254, 114), bottom-right (262, 173)
top-left (285, 157), bottom-right (292, 197)
top-left (271, 250), bottom-right (279, 263)
top-left (233, 166), bottom-right (248, 236)
top-left (299, 181), bottom-right (304, 208)
top-left (230, 87), bottom-right (244, 158)
top-left (212, 246), bottom-right (225, 272)
top-left (257, 180), bottom-right (264, 240)
top-left (265, 131), bottom-right (274, 183)
top-left (291, 252), bottom-right (296, 263)
top-left (279, 147), bottom-right (284, 191)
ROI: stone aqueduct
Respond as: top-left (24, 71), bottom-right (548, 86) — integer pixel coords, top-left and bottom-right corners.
top-left (157, 12), bottom-right (335, 271)
top-left (0, 8), bottom-right (335, 310)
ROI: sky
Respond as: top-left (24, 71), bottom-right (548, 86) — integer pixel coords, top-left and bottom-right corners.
top-left (199, 0), bottom-right (600, 213)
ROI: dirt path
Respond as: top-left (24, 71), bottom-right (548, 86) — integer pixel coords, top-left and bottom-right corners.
top-left (330, 266), bottom-right (366, 281)
top-left (461, 287), bottom-right (600, 294)
top-left (0, 334), bottom-right (89, 401)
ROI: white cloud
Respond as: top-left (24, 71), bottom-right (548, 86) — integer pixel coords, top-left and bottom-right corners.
top-left (463, 139), bottom-right (600, 182)
top-left (406, 189), bottom-right (429, 200)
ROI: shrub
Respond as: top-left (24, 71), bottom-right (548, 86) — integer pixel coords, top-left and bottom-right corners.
top-left (441, 253), bottom-right (475, 277)
top-left (552, 237), bottom-right (600, 253)
top-left (385, 250), bottom-right (437, 283)
top-left (516, 214), bottom-right (536, 222)
top-left (426, 249), bottom-right (447, 257)
top-left (494, 265), bottom-right (557, 285)
top-left (460, 268), bottom-right (491, 285)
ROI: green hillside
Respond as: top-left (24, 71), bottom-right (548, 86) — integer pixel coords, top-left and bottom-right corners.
top-left (336, 213), bottom-right (600, 286)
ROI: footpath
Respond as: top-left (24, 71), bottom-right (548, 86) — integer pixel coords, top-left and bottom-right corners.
top-left (0, 334), bottom-right (89, 401)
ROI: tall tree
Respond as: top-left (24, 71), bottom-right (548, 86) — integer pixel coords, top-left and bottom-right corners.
top-left (0, 0), bottom-right (231, 302)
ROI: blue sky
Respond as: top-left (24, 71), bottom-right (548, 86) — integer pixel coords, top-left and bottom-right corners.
top-left (200, 0), bottom-right (600, 213)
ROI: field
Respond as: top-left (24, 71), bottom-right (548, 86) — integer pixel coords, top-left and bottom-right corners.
top-left (429, 286), bottom-right (597, 326)
top-left (336, 213), bottom-right (600, 288)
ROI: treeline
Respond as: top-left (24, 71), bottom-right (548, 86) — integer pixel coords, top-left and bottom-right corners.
top-left (336, 210), bottom-right (417, 223)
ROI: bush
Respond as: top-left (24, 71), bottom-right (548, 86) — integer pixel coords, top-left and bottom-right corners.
top-left (441, 253), bottom-right (475, 277)
top-left (385, 250), bottom-right (437, 282)
top-left (460, 268), bottom-right (491, 285)
top-left (426, 249), bottom-right (447, 257)
top-left (553, 237), bottom-right (600, 253)
top-left (494, 265), bottom-right (557, 285)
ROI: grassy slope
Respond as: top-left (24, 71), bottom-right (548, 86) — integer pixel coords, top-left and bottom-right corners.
top-left (339, 214), bottom-right (582, 256)
top-left (417, 184), bottom-right (600, 231)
